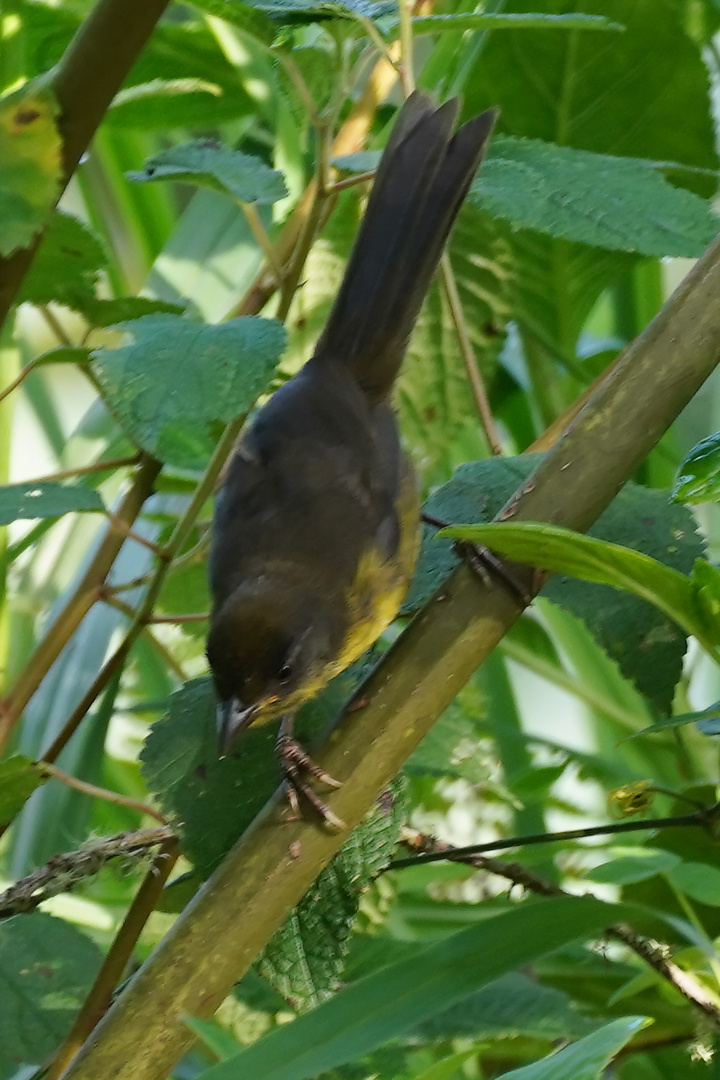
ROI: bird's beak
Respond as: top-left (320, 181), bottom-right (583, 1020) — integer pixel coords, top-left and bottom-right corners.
top-left (217, 698), bottom-right (259, 757)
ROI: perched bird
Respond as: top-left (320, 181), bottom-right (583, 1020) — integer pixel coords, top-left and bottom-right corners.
top-left (206, 92), bottom-right (496, 821)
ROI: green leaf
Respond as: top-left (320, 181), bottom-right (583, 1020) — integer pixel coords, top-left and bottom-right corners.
top-left (92, 314), bottom-right (285, 468)
top-left (34, 346), bottom-right (91, 367)
top-left (0, 913), bottom-right (102, 1072)
top-left (256, 776), bottom-right (406, 1007)
top-left (128, 141), bottom-right (287, 205)
top-left (183, 1016), bottom-right (242, 1061)
top-left (415, 971), bottom-right (596, 1041)
top-left (629, 701), bottom-right (720, 738)
top-left (673, 432), bottom-right (720, 504)
top-left (496, 1016), bottom-right (649, 1080)
top-left (0, 80), bottom-right (62, 256)
top-left (441, 522), bottom-right (715, 655)
top-left (0, 756), bottom-right (48, 827)
top-left (142, 674), bottom-right (404, 1005)
top-left (197, 896), bottom-right (621, 1080)
top-left (473, 138), bottom-right (718, 257)
top-left (586, 849), bottom-right (681, 885)
top-left (407, 12), bottom-right (624, 34)
top-left (107, 79), bottom-right (223, 129)
top-left (667, 861), bottom-right (720, 906)
top-left (0, 481), bottom-right (105, 525)
top-left (81, 296), bottom-right (186, 328)
top-left (18, 210), bottom-right (107, 310)
top-left (406, 456), bottom-right (703, 712)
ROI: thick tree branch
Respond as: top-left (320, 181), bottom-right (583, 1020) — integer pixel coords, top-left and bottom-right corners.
top-left (0, 0), bottom-right (171, 330)
top-left (59, 232), bottom-right (720, 1080)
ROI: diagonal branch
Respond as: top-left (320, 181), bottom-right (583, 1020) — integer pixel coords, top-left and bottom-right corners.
top-left (59, 231), bottom-right (720, 1079)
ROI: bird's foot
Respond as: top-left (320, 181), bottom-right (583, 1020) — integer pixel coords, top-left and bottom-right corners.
top-left (276, 718), bottom-right (344, 830)
top-left (422, 512), bottom-right (532, 607)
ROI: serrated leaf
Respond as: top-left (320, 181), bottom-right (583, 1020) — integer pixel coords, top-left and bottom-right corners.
top-left (239, 0), bottom-right (393, 20)
top-left (472, 137), bottom-right (718, 257)
top-left (188, 0), bottom-right (277, 43)
top-left (406, 456), bottom-right (703, 712)
top-left (667, 861), bottom-right (720, 906)
top-left (673, 432), bottom-right (720, 504)
top-left (0, 481), bottom-right (105, 525)
top-left (198, 896), bottom-right (622, 1080)
top-left (257, 777), bottom-right (406, 1007)
top-left (92, 314), bottom-right (285, 468)
top-left (0, 80), bottom-right (62, 256)
top-left (142, 674), bottom-right (404, 1004)
top-left (406, 12), bottom-right (624, 34)
top-left (497, 1016), bottom-right (649, 1080)
top-left (0, 756), bottom-right (48, 826)
top-left (0, 913), bottom-right (102, 1072)
top-left (128, 141), bottom-right (287, 205)
top-left (586, 849), bottom-right (681, 885)
top-left (19, 210), bottom-right (107, 311)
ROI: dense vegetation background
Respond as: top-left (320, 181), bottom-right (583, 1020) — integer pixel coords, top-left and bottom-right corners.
top-left (4, 0), bottom-right (720, 1077)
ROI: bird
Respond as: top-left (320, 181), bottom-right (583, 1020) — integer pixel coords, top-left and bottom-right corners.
top-left (206, 92), bottom-right (496, 824)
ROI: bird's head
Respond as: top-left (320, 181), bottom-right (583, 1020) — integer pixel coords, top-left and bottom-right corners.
top-left (206, 584), bottom-right (340, 756)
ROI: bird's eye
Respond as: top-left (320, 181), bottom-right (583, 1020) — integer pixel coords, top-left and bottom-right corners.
top-left (278, 662), bottom-right (293, 683)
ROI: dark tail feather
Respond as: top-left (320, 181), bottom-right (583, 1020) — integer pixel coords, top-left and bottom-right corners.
top-left (314, 92), bottom-right (496, 402)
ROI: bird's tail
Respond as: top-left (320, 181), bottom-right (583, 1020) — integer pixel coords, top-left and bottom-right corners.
top-left (314, 93), bottom-right (496, 402)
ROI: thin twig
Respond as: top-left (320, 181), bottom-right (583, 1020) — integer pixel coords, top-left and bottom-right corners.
top-left (46, 835), bottom-right (180, 1080)
top-left (30, 454), bottom-right (142, 484)
top-left (398, 829), bottom-right (720, 1026)
top-left (240, 202), bottom-right (284, 284)
top-left (327, 169), bottom-right (376, 194)
top-left (41, 763), bottom-right (168, 824)
top-left (440, 254), bottom-right (503, 455)
top-left (357, 15), bottom-right (402, 71)
top-left (389, 803), bottom-right (720, 869)
top-left (39, 305), bottom-right (73, 347)
top-left (0, 827), bottom-right (175, 918)
top-left (396, 0), bottom-right (416, 94)
top-left (105, 514), bottom-right (170, 560)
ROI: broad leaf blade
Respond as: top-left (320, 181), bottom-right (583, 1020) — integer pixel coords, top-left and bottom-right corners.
top-left (473, 138), bottom-right (719, 257)
top-left (0, 913), bottom-right (102, 1073)
top-left (0, 482), bottom-right (105, 525)
top-left (128, 141), bottom-right (287, 204)
top-left (198, 896), bottom-right (620, 1080)
top-left (498, 1016), bottom-right (649, 1080)
top-left (0, 756), bottom-right (48, 826)
top-left (92, 314), bottom-right (285, 468)
top-left (673, 432), bottom-right (720, 504)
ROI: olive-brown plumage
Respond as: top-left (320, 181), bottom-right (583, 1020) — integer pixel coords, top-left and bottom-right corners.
top-left (206, 93), bottom-right (496, 812)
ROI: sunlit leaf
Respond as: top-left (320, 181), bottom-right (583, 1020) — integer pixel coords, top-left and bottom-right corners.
top-left (0, 80), bottom-right (61, 256)
top-left (92, 314), bottom-right (285, 468)
top-left (496, 1016), bottom-right (649, 1080)
top-left (0, 756), bottom-right (48, 827)
top-left (0, 481), bottom-right (105, 525)
top-left (128, 141), bottom-right (287, 204)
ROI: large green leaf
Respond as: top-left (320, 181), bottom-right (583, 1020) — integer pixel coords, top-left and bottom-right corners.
top-left (92, 313), bottom-right (285, 468)
top-left (442, 522), bottom-right (718, 660)
top-left (142, 673), bottom-right (404, 1005)
top-left (473, 138), bottom-right (718, 258)
top-left (18, 210), bottom-right (107, 310)
top-left (497, 1016), bottom-right (649, 1080)
top-left (0, 481), bottom-right (105, 525)
top-left (0, 80), bottom-right (62, 257)
top-left (197, 896), bottom-right (620, 1080)
top-left (0, 913), bottom-right (102, 1074)
top-left (0, 756), bottom-right (48, 827)
top-left (406, 456), bottom-right (703, 713)
top-left (462, 0), bottom-right (717, 355)
top-left (128, 141), bottom-right (288, 205)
